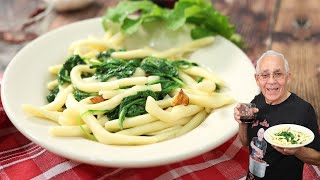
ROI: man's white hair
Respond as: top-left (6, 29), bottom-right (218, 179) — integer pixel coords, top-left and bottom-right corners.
top-left (255, 50), bottom-right (289, 73)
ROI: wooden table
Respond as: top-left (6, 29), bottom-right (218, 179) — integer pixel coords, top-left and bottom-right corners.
top-left (49, 0), bottom-right (320, 125)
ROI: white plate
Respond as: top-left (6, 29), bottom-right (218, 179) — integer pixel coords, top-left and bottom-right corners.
top-left (1, 18), bottom-right (259, 168)
top-left (264, 124), bottom-right (315, 149)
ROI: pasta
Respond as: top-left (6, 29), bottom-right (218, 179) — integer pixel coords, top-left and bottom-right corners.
top-left (270, 127), bottom-right (310, 146)
top-left (22, 30), bottom-right (235, 146)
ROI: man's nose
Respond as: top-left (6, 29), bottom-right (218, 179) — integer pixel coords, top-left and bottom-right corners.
top-left (267, 75), bottom-right (277, 83)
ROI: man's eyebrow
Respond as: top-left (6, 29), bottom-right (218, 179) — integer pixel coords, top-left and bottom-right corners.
top-left (272, 69), bottom-right (282, 73)
top-left (260, 70), bottom-right (270, 73)
top-left (260, 69), bottom-right (282, 73)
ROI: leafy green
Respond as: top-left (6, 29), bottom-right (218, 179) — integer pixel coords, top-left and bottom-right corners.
top-left (147, 77), bottom-right (180, 99)
top-left (92, 58), bottom-right (141, 82)
top-left (191, 26), bottom-right (216, 39)
top-left (63, 55), bottom-right (197, 128)
top-left (103, 0), bottom-right (169, 34)
top-left (196, 77), bottom-right (204, 83)
top-left (171, 60), bottom-right (198, 69)
top-left (118, 90), bottom-right (158, 127)
top-left (73, 89), bottom-right (99, 101)
top-left (106, 106), bottom-right (120, 121)
top-left (96, 49), bottom-right (116, 60)
top-left (91, 50), bottom-right (141, 82)
top-left (215, 83), bottom-right (221, 92)
top-left (106, 90), bottom-right (158, 129)
top-left (96, 48), bottom-right (126, 61)
top-left (140, 57), bottom-right (184, 85)
top-left (103, 0), bottom-right (245, 48)
top-left (46, 85), bottom-right (59, 103)
top-left (58, 55), bottom-right (85, 85)
top-left (275, 131), bottom-right (297, 144)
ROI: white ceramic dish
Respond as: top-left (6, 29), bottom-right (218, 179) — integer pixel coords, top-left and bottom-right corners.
top-left (1, 18), bottom-right (259, 168)
top-left (264, 124), bottom-right (315, 149)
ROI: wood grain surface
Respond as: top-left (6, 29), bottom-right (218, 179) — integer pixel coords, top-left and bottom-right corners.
top-left (272, 0), bottom-right (320, 126)
top-left (47, 0), bottom-right (320, 125)
top-left (212, 0), bottom-right (320, 125)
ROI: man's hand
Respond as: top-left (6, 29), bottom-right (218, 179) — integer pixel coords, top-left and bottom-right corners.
top-left (234, 103), bottom-right (259, 124)
top-left (272, 145), bottom-right (301, 155)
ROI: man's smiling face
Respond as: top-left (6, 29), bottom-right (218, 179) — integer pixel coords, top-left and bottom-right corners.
top-left (255, 55), bottom-right (291, 105)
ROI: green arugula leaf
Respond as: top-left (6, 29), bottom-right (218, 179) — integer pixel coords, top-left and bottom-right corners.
top-left (58, 55), bottom-right (85, 85)
top-left (171, 60), bottom-right (198, 69)
top-left (103, 0), bottom-right (245, 48)
top-left (140, 57), bottom-right (184, 85)
top-left (46, 85), bottom-right (59, 103)
top-left (73, 89), bottom-right (98, 101)
top-left (91, 50), bottom-right (141, 82)
top-left (106, 90), bottom-right (158, 129)
top-left (122, 17), bottom-right (143, 34)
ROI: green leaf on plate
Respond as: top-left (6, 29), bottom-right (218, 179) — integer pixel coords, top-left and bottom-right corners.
top-left (102, 0), bottom-right (246, 48)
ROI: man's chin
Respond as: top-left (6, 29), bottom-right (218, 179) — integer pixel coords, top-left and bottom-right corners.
top-left (264, 94), bottom-right (281, 104)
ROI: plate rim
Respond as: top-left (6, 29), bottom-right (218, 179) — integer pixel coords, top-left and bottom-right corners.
top-left (264, 123), bottom-right (315, 149)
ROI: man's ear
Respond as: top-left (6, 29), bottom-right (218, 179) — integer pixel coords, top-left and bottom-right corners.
top-left (287, 72), bottom-right (292, 84)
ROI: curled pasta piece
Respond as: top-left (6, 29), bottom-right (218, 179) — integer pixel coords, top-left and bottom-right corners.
top-left (48, 64), bottom-right (62, 75)
top-left (111, 47), bottom-right (156, 60)
top-left (69, 38), bottom-right (113, 58)
top-left (156, 98), bottom-right (172, 108)
top-left (179, 72), bottom-right (197, 86)
top-left (42, 85), bottom-right (74, 111)
top-left (116, 76), bottom-right (159, 87)
top-left (79, 96), bottom-right (95, 104)
top-left (70, 65), bottom-right (118, 92)
top-left (205, 107), bottom-right (213, 113)
top-left (58, 91), bottom-right (87, 126)
top-left (99, 89), bottom-right (126, 99)
top-left (22, 104), bottom-right (62, 123)
top-left (49, 116), bottom-right (108, 137)
top-left (182, 66), bottom-right (224, 86)
top-left (154, 36), bottom-right (214, 59)
top-left (176, 110), bottom-right (207, 137)
top-left (104, 99), bottom-right (172, 132)
top-left (131, 67), bottom-right (146, 77)
top-left (105, 114), bottom-right (158, 132)
top-left (71, 65), bottom-right (160, 92)
top-left (153, 128), bottom-right (181, 142)
top-left (47, 79), bottom-right (58, 90)
top-left (103, 30), bottom-right (113, 40)
top-left (108, 32), bottom-right (125, 47)
top-left (111, 36), bottom-right (214, 60)
top-left (194, 79), bottom-right (216, 93)
top-left (84, 84), bottom-right (161, 110)
top-left (82, 77), bottom-right (100, 83)
top-left (188, 93), bottom-right (235, 109)
top-left (146, 125), bottom-right (182, 136)
top-left (145, 96), bottom-right (203, 122)
top-left (66, 94), bottom-right (159, 145)
top-left (116, 116), bottom-right (191, 136)
top-left (58, 107), bottom-right (83, 126)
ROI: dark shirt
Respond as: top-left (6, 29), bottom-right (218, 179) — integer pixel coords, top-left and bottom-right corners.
top-left (246, 93), bottom-right (320, 180)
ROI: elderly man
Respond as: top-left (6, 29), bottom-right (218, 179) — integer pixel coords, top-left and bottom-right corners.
top-left (234, 50), bottom-right (320, 179)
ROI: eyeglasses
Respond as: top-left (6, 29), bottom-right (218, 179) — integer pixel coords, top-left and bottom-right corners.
top-left (257, 72), bottom-right (286, 81)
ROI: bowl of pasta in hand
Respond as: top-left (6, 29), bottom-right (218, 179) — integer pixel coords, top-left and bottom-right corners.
top-left (264, 124), bottom-right (315, 149)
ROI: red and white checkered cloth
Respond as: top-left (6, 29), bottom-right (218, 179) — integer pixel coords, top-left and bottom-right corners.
top-left (0, 93), bottom-right (319, 179)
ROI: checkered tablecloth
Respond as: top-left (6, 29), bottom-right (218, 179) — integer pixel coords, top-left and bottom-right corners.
top-left (0, 91), bottom-right (319, 180)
